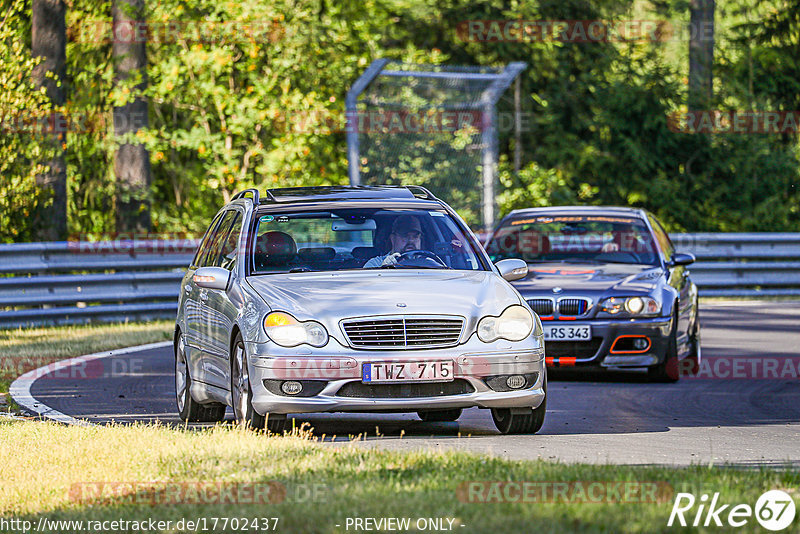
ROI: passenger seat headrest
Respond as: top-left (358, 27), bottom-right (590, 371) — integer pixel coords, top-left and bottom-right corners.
top-left (256, 231), bottom-right (297, 265)
top-left (297, 247), bottom-right (336, 262)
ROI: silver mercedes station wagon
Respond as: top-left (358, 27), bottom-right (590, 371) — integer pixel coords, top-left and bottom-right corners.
top-left (175, 186), bottom-right (546, 434)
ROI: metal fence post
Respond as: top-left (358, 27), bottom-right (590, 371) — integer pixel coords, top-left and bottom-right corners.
top-left (345, 59), bottom-right (390, 186)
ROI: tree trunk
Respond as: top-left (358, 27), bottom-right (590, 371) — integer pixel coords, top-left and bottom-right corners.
top-left (112, 0), bottom-right (151, 233)
top-left (31, 0), bottom-right (67, 241)
top-left (688, 0), bottom-right (715, 112)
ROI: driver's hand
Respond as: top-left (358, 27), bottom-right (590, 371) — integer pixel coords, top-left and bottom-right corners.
top-left (601, 242), bottom-right (619, 253)
top-left (381, 252), bottom-right (401, 266)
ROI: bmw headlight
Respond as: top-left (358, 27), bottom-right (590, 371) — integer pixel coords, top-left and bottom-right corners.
top-left (263, 312), bottom-right (329, 347)
top-left (477, 305), bottom-right (535, 343)
top-left (599, 296), bottom-right (660, 316)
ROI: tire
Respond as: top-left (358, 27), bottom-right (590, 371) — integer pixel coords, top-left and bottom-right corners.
top-left (417, 408), bottom-right (462, 422)
top-left (265, 414), bottom-right (287, 434)
top-left (175, 334), bottom-right (225, 423)
top-left (230, 333), bottom-right (265, 430)
top-left (649, 311), bottom-right (680, 382)
top-left (491, 382), bottom-right (547, 435)
top-left (230, 333), bottom-right (287, 433)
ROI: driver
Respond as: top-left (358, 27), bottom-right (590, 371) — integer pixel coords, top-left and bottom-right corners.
top-left (364, 214), bottom-right (423, 268)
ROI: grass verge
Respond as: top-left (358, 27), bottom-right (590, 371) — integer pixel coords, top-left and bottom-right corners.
top-left (1, 420), bottom-right (798, 533)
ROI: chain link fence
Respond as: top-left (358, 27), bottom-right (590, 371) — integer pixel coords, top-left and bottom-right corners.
top-left (346, 60), bottom-right (526, 230)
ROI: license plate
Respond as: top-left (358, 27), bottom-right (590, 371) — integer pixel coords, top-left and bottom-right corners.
top-left (543, 325), bottom-right (592, 341)
top-left (362, 361), bottom-right (454, 383)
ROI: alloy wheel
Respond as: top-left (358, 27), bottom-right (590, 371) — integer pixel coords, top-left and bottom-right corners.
top-left (175, 336), bottom-right (188, 412)
top-left (232, 341), bottom-right (249, 423)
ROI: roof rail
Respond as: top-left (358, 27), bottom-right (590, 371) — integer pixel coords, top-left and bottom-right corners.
top-left (261, 189), bottom-right (278, 203)
top-left (231, 188), bottom-right (260, 204)
top-left (405, 185), bottom-right (437, 201)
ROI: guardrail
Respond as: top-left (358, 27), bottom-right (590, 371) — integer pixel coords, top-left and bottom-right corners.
top-left (0, 240), bottom-right (197, 329)
top-left (1, 233), bottom-right (798, 328)
top-left (670, 233), bottom-right (800, 297)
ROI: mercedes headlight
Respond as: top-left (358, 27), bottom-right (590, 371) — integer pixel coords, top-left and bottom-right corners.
top-left (477, 305), bottom-right (535, 342)
top-left (599, 296), bottom-right (660, 316)
top-left (263, 312), bottom-right (329, 347)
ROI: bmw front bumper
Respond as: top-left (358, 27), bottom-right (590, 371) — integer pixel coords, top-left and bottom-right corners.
top-left (543, 315), bottom-right (673, 370)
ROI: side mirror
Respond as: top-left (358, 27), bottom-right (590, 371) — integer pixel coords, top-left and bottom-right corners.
top-left (496, 258), bottom-right (528, 282)
top-left (669, 252), bottom-right (695, 267)
top-left (193, 266), bottom-right (231, 290)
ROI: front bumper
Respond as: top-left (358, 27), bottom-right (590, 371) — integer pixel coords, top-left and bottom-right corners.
top-left (543, 315), bottom-right (672, 370)
top-left (244, 339), bottom-right (545, 415)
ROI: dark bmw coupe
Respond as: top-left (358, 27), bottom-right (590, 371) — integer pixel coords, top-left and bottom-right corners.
top-left (485, 207), bottom-right (700, 381)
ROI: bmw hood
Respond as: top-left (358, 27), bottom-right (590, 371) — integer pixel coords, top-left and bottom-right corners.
top-left (246, 270), bottom-right (523, 343)
top-left (511, 262), bottom-right (665, 294)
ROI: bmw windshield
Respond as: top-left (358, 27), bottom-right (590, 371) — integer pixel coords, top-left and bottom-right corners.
top-left (487, 215), bottom-right (660, 266)
top-left (249, 207), bottom-right (487, 274)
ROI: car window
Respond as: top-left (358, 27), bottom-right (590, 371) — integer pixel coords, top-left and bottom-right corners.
top-left (486, 215), bottom-right (660, 265)
top-left (648, 215), bottom-right (674, 262)
top-left (215, 212), bottom-right (242, 271)
top-left (250, 207), bottom-right (485, 274)
top-left (191, 211), bottom-right (224, 269)
top-left (200, 210), bottom-right (237, 267)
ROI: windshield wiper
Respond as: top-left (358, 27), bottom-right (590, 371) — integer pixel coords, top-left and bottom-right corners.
top-left (289, 266), bottom-right (318, 273)
top-left (558, 258), bottom-right (606, 264)
top-left (377, 263), bottom-right (449, 270)
top-left (560, 258), bottom-right (642, 265)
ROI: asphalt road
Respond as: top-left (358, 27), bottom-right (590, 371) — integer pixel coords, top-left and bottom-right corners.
top-left (23, 301), bottom-right (800, 466)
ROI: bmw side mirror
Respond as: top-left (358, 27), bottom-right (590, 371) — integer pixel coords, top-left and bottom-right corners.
top-left (496, 258), bottom-right (528, 282)
top-left (193, 266), bottom-right (231, 290)
top-left (668, 252), bottom-right (695, 267)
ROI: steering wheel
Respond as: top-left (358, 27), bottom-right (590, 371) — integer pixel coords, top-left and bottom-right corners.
top-left (397, 249), bottom-right (448, 267)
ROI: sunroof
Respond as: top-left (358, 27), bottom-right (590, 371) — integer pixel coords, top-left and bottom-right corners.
top-left (260, 186), bottom-right (420, 203)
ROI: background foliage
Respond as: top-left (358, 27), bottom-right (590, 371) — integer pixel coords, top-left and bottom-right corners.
top-left (2, 0), bottom-right (798, 240)
top-left (0, 0), bottom-right (54, 241)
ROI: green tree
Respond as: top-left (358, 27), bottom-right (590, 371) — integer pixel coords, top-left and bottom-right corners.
top-left (0, 0), bottom-right (56, 242)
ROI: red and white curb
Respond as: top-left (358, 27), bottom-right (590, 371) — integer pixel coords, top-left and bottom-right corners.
top-left (8, 341), bottom-right (172, 427)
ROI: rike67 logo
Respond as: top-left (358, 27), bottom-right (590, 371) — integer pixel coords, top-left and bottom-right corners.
top-left (668, 490), bottom-right (796, 531)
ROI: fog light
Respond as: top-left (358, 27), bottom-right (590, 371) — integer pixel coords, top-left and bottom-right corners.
top-left (633, 337), bottom-right (648, 350)
top-left (281, 381), bottom-right (303, 395)
top-left (506, 375), bottom-right (526, 389)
